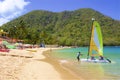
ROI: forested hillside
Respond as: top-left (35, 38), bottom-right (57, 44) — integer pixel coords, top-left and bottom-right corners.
top-left (1, 8), bottom-right (120, 46)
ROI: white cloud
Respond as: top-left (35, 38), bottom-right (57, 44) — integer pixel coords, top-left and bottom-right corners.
top-left (0, 0), bottom-right (30, 26)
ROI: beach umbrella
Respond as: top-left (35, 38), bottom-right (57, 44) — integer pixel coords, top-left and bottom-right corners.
top-left (0, 41), bottom-right (16, 49)
top-left (2, 41), bottom-right (9, 45)
top-left (6, 45), bottom-right (16, 49)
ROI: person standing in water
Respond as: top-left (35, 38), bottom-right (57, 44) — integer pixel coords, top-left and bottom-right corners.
top-left (77, 52), bottom-right (82, 62)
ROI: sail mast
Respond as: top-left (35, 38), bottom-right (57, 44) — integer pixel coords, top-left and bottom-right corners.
top-left (87, 18), bottom-right (95, 59)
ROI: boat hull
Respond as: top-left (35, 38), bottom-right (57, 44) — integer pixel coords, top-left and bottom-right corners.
top-left (81, 58), bottom-right (109, 63)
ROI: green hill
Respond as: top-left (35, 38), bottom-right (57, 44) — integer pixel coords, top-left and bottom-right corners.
top-left (1, 8), bottom-right (120, 46)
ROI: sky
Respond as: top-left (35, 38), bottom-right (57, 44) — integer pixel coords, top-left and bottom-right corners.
top-left (0, 0), bottom-right (120, 26)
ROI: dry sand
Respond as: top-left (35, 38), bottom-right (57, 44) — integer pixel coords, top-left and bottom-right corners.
top-left (0, 48), bottom-right (82, 80)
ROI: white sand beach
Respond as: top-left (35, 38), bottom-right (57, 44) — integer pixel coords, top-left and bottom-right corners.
top-left (0, 48), bottom-right (81, 80)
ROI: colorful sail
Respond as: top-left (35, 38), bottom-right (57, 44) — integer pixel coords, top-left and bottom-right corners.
top-left (89, 21), bottom-right (103, 57)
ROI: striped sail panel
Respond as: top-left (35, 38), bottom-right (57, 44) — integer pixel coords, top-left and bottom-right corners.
top-left (89, 21), bottom-right (103, 56)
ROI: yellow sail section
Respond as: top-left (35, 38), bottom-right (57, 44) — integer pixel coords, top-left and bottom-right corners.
top-left (89, 21), bottom-right (103, 57)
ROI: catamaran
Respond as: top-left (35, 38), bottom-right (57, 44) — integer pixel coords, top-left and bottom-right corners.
top-left (81, 19), bottom-right (111, 63)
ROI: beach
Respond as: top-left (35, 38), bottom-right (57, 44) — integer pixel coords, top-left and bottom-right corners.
top-left (0, 48), bottom-right (81, 80)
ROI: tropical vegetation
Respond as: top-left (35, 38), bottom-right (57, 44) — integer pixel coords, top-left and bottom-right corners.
top-left (1, 8), bottom-right (120, 46)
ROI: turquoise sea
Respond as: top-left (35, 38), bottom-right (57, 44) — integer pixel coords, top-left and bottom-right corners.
top-left (50, 46), bottom-right (120, 80)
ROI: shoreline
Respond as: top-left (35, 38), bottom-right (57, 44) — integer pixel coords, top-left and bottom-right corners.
top-left (43, 48), bottom-right (83, 80)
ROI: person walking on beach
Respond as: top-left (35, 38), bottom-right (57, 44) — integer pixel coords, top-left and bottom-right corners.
top-left (77, 52), bottom-right (82, 62)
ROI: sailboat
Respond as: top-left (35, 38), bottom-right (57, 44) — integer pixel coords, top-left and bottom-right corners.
top-left (81, 19), bottom-right (111, 63)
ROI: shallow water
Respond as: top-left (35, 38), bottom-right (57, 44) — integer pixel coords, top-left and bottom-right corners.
top-left (50, 46), bottom-right (120, 80)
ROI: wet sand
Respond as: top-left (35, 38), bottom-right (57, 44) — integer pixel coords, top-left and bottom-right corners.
top-left (43, 50), bottom-right (81, 80)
